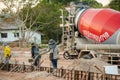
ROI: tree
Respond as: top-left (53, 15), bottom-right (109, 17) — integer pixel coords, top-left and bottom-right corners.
top-left (29, 1), bottom-right (63, 43)
top-left (109, 0), bottom-right (120, 11)
top-left (1, 0), bottom-right (41, 47)
top-left (42, 0), bottom-right (80, 5)
top-left (81, 0), bottom-right (102, 8)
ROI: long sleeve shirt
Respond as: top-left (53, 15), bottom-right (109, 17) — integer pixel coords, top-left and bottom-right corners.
top-left (48, 45), bottom-right (59, 59)
top-left (4, 46), bottom-right (11, 58)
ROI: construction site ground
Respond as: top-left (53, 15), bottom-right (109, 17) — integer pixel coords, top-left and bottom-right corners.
top-left (0, 47), bottom-right (120, 80)
top-left (0, 47), bottom-right (73, 80)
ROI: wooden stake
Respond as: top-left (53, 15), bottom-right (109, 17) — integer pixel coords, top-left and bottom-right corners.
top-left (94, 64), bottom-right (105, 80)
top-left (8, 65), bottom-right (18, 73)
top-left (81, 65), bottom-right (90, 80)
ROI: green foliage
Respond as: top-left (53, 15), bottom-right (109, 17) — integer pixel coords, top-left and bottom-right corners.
top-left (109, 0), bottom-right (120, 11)
top-left (38, 2), bottom-right (63, 43)
top-left (20, 1), bottom-right (63, 43)
top-left (81, 0), bottom-right (102, 8)
top-left (57, 0), bottom-right (79, 5)
top-left (42, 0), bottom-right (80, 5)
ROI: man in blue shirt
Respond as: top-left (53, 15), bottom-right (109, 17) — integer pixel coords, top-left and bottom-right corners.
top-left (31, 43), bottom-right (41, 66)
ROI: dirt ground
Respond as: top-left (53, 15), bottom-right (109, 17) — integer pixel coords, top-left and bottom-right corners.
top-left (0, 47), bottom-right (120, 80)
top-left (0, 71), bottom-right (64, 80)
top-left (0, 47), bottom-right (73, 80)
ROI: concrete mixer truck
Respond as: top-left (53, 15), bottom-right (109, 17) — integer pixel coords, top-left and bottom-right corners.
top-left (61, 2), bottom-right (120, 60)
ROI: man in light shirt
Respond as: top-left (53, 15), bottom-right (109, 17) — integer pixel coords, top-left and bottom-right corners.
top-left (47, 39), bottom-right (59, 69)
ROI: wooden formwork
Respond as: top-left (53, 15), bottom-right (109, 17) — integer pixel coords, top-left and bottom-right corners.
top-left (0, 63), bottom-right (120, 80)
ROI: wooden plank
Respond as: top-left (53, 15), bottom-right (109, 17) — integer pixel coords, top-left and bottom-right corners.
top-left (8, 65), bottom-right (18, 73)
top-left (0, 63), bottom-right (120, 80)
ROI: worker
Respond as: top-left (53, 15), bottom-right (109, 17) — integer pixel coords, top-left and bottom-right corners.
top-left (47, 39), bottom-right (59, 69)
top-left (31, 43), bottom-right (41, 66)
top-left (4, 44), bottom-right (11, 64)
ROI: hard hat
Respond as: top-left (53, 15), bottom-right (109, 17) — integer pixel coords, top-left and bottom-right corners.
top-left (49, 39), bottom-right (55, 45)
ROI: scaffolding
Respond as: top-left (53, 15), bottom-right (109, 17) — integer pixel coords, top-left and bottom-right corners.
top-left (60, 7), bottom-right (75, 51)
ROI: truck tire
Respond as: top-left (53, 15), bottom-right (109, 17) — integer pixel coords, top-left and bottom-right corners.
top-left (63, 51), bottom-right (70, 60)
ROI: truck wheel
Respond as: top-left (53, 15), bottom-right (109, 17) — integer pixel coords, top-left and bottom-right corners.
top-left (63, 51), bottom-right (70, 60)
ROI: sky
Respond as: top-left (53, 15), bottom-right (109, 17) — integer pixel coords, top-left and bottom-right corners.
top-left (96, 0), bottom-right (111, 6)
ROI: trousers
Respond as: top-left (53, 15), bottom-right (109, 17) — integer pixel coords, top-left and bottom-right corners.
top-left (33, 55), bottom-right (41, 66)
top-left (51, 59), bottom-right (57, 68)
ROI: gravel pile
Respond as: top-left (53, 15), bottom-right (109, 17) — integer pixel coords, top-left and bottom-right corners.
top-left (68, 58), bottom-right (112, 73)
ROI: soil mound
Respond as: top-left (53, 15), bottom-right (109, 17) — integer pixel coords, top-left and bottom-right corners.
top-left (68, 58), bottom-right (111, 73)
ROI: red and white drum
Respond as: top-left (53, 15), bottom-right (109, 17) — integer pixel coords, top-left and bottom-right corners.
top-left (75, 8), bottom-right (120, 44)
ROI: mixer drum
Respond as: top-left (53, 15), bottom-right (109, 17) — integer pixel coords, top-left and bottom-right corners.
top-left (75, 8), bottom-right (120, 44)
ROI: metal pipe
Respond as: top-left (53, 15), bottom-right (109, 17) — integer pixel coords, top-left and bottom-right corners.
top-left (76, 44), bottom-right (120, 50)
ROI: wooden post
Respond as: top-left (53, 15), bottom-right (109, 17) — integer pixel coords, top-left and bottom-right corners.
top-left (8, 65), bottom-right (18, 73)
top-left (86, 66), bottom-right (90, 80)
top-left (0, 63), bottom-right (6, 70)
top-left (62, 68), bottom-right (74, 79)
top-left (94, 64), bottom-right (105, 80)
top-left (21, 62), bottom-right (25, 72)
top-left (81, 65), bottom-right (90, 80)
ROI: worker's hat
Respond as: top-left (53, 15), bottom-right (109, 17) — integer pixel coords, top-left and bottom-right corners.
top-left (49, 39), bottom-right (55, 45)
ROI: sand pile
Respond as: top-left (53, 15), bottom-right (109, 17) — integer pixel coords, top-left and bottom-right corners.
top-left (68, 58), bottom-right (112, 73)
top-left (24, 71), bottom-right (62, 80)
top-left (0, 71), bottom-right (62, 80)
